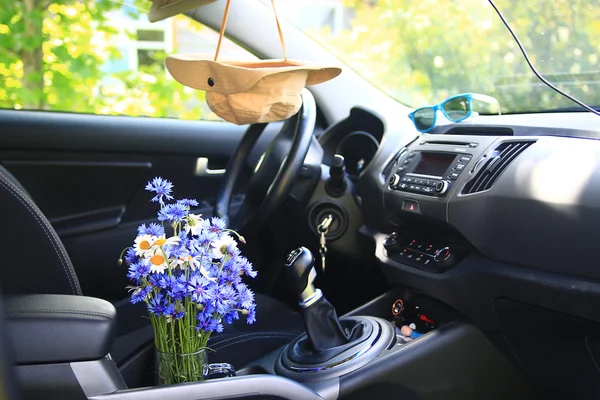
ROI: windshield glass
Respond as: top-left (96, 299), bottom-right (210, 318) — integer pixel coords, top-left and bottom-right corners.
top-left (277, 0), bottom-right (600, 114)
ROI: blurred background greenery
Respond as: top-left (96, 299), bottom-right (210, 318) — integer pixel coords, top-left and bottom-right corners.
top-left (313, 0), bottom-right (600, 114)
top-left (1, 0), bottom-right (599, 119)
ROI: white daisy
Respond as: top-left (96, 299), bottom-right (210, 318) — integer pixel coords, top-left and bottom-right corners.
top-left (151, 235), bottom-right (180, 250)
top-left (211, 235), bottom-right (237, 259)
top-left (148, 250), bottom-right (169, 274)
top-left (133, 234), bottom-right (154, 257)
top-left (184, 214), bottom-right (203, 236)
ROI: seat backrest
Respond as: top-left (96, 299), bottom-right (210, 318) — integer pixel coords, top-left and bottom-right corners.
top-left (0, 164), bottom-right (81, 295)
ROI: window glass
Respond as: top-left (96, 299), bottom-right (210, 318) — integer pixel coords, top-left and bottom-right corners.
top-left (0, 1), bottom-right (257, 120)
top-left (278, 0), bottom-right (600, 114)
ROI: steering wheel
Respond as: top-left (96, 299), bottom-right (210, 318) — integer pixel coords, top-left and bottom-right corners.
top-left (215, 89), bottom-right (317, 233)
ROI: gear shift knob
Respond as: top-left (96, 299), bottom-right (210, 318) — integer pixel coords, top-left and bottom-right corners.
top-left (285, 247), bottom-right (322, 307)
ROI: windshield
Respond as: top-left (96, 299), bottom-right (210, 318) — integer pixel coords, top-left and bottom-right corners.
top-left (277, 0), bottom-right (600, 114)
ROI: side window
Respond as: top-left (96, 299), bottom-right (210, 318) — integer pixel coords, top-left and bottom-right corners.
top-left (0, 2), bottom-right (257, 121)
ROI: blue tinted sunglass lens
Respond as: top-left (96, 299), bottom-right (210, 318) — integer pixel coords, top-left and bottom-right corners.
top-left (413, 108), bottom-right (435, 131)
top-left (443, 96), bottom-right (470, 121)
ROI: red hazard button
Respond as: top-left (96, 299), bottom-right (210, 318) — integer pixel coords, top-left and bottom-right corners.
top-left (401, 200), bottom-right (420, 214)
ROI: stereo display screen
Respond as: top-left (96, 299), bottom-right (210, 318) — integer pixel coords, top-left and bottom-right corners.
top-left (412, 152), bottom-right (456, 177)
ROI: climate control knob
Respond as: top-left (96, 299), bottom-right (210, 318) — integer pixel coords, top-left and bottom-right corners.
top-left (434, 247), bottom-right (452, 263)
top-left (435, 180), bottom-right (450, 195)
top-left (389, 174), bottom-right (401, 188)
top-left (384, 232), bottom-right (401, 252)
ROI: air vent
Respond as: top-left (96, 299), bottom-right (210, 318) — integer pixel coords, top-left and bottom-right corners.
top-left (462, 141), bottom-right (534, 194)
top-left (381, 148), bottom-right (405, 180)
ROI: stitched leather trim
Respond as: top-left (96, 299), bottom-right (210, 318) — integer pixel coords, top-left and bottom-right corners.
top-left (209, 331), bottom-right (298, 347)
top-left (212, 334), bottom-right (297, 351)
top-left (5, 308), bottom-right (116, 321)
top-left (0, 171), bottom-right (81, 295)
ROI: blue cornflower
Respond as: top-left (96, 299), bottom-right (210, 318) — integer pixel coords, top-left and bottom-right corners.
top-left (157, 275), bottom-right (172, 291)
top-left (124, 247), bottom-right (138, 264)
top-left (203, 217), bottom-right (226, 236)
top-left (210, 319), bottom-right (224, 333)
top-left (188, 274), bottom-right (212, 303)
top-left (237, 257), bottom-right (257, 278)
top-left (145, 177), bottom-right (174, 205)
top-left (158, 203), bottom-right (188, 222)
top-left (148, 294), bottom-right (168, 316)
top-left (164, 304), bottom-right (185, 321)
top-left (236, 283), bottom-right (255, 310)
top-left (148, 273), bottom-right (165, 288)
top-left (128, 264), bottom-right (141, 282)
top-left (127, 260), bottom-right (150, 282)
top-left (130, 286), bottom-right (152, 304)
top-left (188, 238), bottom-right (206, 257)
top-left (168, 275), bottom-right (188, 300)
top-left (209, 285), bottom-right (236, 315)
top-left (138, 259), bottom-right (151, 277)
top-left (217, 268), bottom-right (241, 287)
top-left (196, 228), bottom-right (218, 248)
top-left (138, 222), bottom-right (165, 237)
top-left (203, 258), bottom-right (220, 278)
top-left (196, 308), bottom-right (220, 332)
top-left (247, 304), bottom-right (256, 324)
top-left (223, 310), bottom-right (240, 324)
top-left (164, 236), bottom-right (188, 261)
top-left (177, 198), bottom-right (199, 208)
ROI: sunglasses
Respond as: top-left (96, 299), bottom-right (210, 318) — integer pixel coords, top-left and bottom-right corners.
top-left (408, 93), bottom-right (501, 133)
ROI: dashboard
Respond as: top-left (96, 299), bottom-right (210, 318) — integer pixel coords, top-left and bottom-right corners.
top-left (318, 106), bottom-right (600, 395)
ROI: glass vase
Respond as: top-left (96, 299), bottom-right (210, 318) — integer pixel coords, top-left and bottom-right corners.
top-left (156, 349), bottom-right (235, 385)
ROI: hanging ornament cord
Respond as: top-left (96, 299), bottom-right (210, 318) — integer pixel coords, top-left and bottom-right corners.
top-left (214, 0), bottom-right (288, 62)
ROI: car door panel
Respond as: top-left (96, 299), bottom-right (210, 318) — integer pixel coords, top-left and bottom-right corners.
top-left (0, 109), bottom-right (280, 301)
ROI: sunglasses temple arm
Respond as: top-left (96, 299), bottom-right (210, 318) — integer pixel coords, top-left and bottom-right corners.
top-left (470, 93), bottom-right (502, 115)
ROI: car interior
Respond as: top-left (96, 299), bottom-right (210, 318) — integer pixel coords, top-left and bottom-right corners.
top-left (2, 0), bottom-right (600, 399)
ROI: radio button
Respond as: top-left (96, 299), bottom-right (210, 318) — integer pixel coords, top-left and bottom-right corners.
top-left (426, 180), bottom-right (437, 187)
top-left (397, 166), bottom-right (405, 173)
top-left (404, 177), bottom-right (414, 183)
top-left (398, 183), bottom-right (408, 190)
top-left (412, 185), bottom-right (423, 192)
top-left (460, 155), bottom-right (472, 163)
top-left (415, 179), bottom-right (426, 185)
top-left (448, 171), bottom-right (460, 180)
top-left (403, 159), bottom-right (412, 165)
top-left (422, 186), bottom-right (434, 194)
top-left (408, 152), bottom-right (417, 158)
top-left (453, 163), bottom-right (466, 171)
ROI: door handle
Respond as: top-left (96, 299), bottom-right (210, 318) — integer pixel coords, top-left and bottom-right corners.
top-left (195, 157), bottom-right (226, 176)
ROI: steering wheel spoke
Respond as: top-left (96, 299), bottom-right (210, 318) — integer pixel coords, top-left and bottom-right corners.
top-left (215, 89), bottom-right (317, 234)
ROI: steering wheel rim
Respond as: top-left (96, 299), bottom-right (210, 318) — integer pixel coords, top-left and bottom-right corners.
top-left (215, 89), bottom-right (317, 233)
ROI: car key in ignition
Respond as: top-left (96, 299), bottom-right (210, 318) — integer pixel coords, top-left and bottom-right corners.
top-left (317, 214), bottom-right (333, 272)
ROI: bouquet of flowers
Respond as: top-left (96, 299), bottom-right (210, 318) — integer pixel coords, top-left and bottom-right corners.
top-left (118, 177), bottom-right (257, 384)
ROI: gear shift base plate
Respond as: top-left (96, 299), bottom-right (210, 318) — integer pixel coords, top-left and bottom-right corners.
top-left (275, 316), bottom-right (394, 382)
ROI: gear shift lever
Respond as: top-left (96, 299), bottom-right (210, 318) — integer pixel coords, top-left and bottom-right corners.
top-left (285, 247), bottom-right (349, 351)
top-left (278, 248), bottom-right (394, 379)
top-left (284, 247), bottom-right (323, 307)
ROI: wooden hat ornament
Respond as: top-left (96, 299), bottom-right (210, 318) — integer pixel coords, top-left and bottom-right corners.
top-left (149, 0), bottom-right (218, 23)
top-left (165, 0), bottom-right (342, 125)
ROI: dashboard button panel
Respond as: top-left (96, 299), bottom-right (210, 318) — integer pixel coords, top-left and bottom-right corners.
top-left (383, 232), bottom-right (464, 272)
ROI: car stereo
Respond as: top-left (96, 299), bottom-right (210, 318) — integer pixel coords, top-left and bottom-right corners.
top-left (387, 151), bottom-right (472, 196)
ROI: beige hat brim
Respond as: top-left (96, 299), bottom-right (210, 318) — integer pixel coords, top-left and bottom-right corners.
top-left (165, 54), bottom-right (342, 94)
top-left (148, 0), bottom-right (217, 23)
